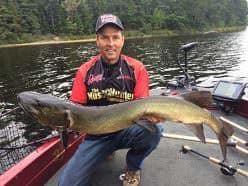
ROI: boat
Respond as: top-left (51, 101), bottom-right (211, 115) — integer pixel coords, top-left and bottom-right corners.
top-left (1, 42), bottom-right (247, 186)
top-left (0, 132), bottom-right (86, 186)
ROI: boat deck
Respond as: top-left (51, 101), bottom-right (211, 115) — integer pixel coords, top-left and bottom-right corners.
top-left (46, 110), bottom-right (248, 186)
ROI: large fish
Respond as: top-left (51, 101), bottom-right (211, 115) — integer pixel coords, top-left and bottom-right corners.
top-left (17, 91), bottom-right (233, 160)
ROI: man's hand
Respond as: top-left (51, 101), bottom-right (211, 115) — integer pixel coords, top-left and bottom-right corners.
top-left (141, 115), bottom-right (165, 124)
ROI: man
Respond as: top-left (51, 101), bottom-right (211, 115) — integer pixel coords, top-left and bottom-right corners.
top-left (59, 14), bottom-right (163, 186)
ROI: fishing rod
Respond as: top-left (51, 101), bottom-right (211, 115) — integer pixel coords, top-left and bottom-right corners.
top-left (220, 116), bottom-right (248, 134)
top-left (162, 133), bottom-right (248, 154)
top-left (181, 145), bottom-right (248, 177)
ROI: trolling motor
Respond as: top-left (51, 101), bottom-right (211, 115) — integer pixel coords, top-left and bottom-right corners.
top-left (167, 42), bottom-right (198, 91)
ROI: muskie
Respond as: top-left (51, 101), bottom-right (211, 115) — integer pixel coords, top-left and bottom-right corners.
top-left (17, 91), bottom-right (233, 160)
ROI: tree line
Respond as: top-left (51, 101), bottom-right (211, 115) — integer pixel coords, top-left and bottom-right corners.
top-left (0, 0), bottom-right (247, 43)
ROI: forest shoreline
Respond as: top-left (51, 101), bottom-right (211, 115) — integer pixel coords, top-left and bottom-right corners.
top-left (0, 26), bottom-right (246, 49)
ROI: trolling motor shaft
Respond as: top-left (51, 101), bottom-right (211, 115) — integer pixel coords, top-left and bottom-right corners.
top-left (170, 41), bottom-right (198, 90)
top-left (181, 145), bottom-right (248, 177)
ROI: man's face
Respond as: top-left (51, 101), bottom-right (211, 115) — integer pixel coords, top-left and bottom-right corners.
top-left (96, 25), bottom-right (124, 64)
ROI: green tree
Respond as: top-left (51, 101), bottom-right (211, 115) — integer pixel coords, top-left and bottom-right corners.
top-left (0, 0), bottom-right (247, 43)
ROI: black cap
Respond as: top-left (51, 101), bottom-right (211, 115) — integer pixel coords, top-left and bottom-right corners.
top-left (95, 14), bottom-right (124, 33)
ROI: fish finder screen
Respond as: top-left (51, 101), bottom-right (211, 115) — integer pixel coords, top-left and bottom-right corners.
top-left (213, 81), bottom-right (244, 100)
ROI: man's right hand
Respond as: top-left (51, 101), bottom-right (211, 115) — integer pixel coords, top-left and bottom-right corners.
top-left (141, 115), bottom-right (165, 124)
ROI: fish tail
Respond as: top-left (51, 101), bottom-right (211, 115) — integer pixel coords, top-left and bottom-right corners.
top-left (218, 119), bottom-right (234, 161)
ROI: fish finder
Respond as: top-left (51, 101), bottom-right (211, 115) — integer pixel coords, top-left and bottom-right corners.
top-left (212, 80), bottom-right (246, 101)
top-left (212, 80), bottom-right (246, 113)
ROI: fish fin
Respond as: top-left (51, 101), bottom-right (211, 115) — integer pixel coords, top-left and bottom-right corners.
top-left (134, 119), bottom-right (156, 133)
top-left (180, 91), bottom-right (213, 108)
top-left (218, 135), bottom-right (228, 162)
top-left (60, 129), bottom-right (69, 149)
top-left (221, 118), bottom-right (234, 137)
top-left (218, 119), bottom-right (235, 161)
top-left (185, 124), bottom-right (206, 143)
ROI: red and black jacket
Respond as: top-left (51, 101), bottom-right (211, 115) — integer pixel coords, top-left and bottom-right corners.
top-left (70, 54), bottom-right (149, 106)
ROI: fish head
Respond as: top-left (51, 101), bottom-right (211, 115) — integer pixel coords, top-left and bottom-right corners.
top-left (17, 91), bottom-right (69, 129)
top-left (17, 91), bottom-right (42, 118)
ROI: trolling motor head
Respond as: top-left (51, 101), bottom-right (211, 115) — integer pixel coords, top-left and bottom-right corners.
top-left (179, 42), bottom-right (198, 52)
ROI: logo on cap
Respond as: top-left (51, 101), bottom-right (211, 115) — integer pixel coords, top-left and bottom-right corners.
top-left (100, 14), bottom-right (117, 24)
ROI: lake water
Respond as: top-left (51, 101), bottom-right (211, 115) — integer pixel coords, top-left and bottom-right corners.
top-left (0, 28), bottom-right (247, 173)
